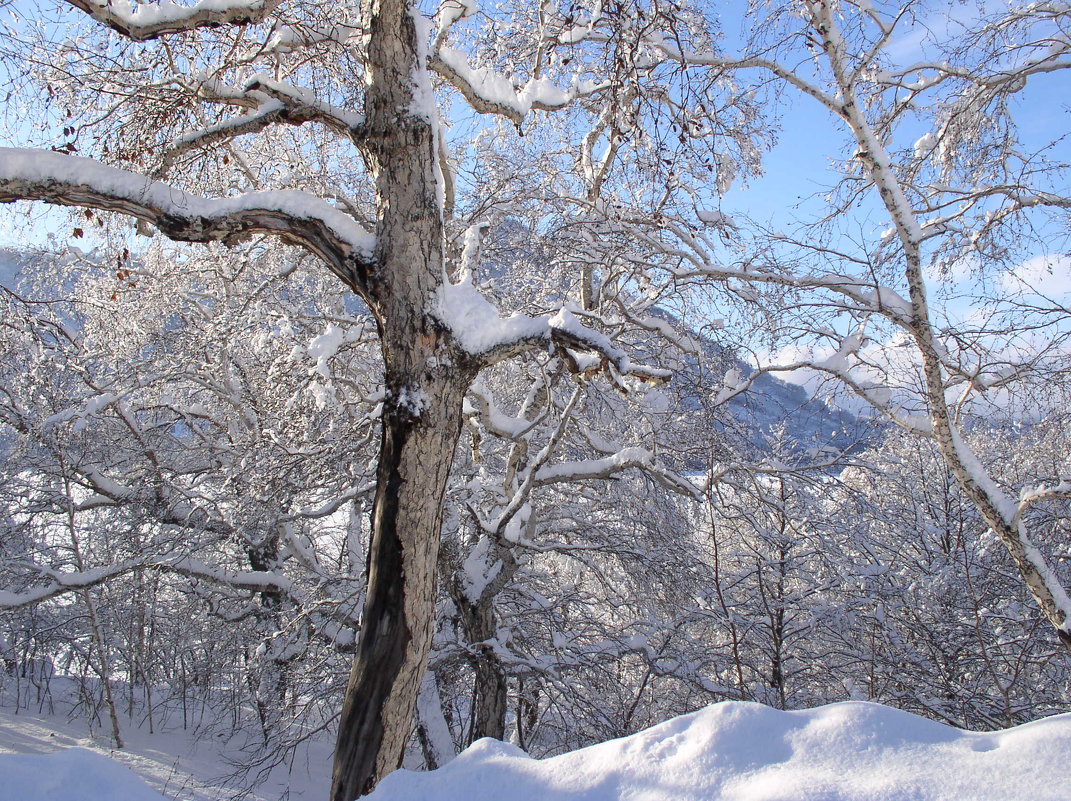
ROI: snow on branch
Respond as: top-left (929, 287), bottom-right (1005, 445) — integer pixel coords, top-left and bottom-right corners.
top-left (64, 0), bottom-right (279, 42)
top-left (264, 17), bottom-right (363, 54)
top-left (1015, 479), bottom-right (1071, 525)
top-left (435, 0), bottom-right (477, 37)
top-left (465, 382), bottom-right (542, 439)
top-left (484, 387), bottom-right (582, 541)
top-left (434, 276), bottom-right (670, 383)
top-left (242, 75), bottom-right (365, 136)
top-left (0, 557), bottom-right (286, 610)
top-left (547, 307), bottom-right (672, 383)
top-left (0, 148), bottom-right (376, 292)
top-left (533, 446), bottom-right (701, 499)
top-left (155, 76), bottom-right (366, 177)
top-left (0, 562), bottom-right (137, 610)
top-left (429, 47), bottom-right (598, 127)
top-left (154, 100), bottom-right (289, 176)
top-left (0, 556), bottom-right (363, 634)
top-left (281, 483), bottom-right (376, 523)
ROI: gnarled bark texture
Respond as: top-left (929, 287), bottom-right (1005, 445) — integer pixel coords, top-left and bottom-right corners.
top-left (329, 2), bottom-right (475, 799)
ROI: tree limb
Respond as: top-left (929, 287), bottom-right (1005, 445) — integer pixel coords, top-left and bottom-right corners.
top-left (64, 0), bottom-right (280, 42)
top-left (0, 148), bottom-right (376, 293)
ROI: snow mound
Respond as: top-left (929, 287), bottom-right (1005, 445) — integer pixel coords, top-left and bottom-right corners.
top-left (0, 747), bottom-right (169, 801)
top-left (368, 700), bottom-right (1071, 801)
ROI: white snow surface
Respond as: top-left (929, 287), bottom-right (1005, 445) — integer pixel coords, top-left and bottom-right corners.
top-left (0, 699), bottom-right (331, 801)
top-left (368, 700), bottom-right (1071, 801)
top-left (0, 749), bottom-right (168, 801)
top-left (3, 699), bottom-right (1070, 800)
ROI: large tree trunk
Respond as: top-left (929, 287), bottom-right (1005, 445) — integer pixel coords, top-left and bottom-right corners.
top-left (330, 372), bottom-right (470, 801)
top-left (330, 2), bottom-right (474, 799)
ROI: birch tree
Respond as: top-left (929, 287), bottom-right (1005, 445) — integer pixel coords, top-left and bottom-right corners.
top-left (637, 0), bottom-right (1071, 652)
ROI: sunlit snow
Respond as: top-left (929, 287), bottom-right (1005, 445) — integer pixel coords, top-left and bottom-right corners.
top-left (369, 701), bottom-right (1071, 801)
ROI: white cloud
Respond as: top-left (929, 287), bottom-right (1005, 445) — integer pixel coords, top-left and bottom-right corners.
top-left (1000, 254), bottom-right (1071, 297)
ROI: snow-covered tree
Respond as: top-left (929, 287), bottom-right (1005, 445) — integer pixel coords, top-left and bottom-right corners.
top-left (0, 244), bottom-right (378, 752)
top-left (0, 2), bottom-right (754, 795)
top-left (832, 430), bottom-right (1071, 728)
top-left (632, 0), bottom-right (1071, 652)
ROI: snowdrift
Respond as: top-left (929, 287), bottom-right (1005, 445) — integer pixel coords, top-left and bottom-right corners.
top-left (0, 747), bottom-right (168, 801)
top-left (369, 700), bottom-right (1071, 801)
top-left (2, 700), bottom-right (1068, 800)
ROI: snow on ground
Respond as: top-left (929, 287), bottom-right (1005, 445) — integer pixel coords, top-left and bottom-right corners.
top-left (369, 701), bottom-right (1071, 801)
top-left (0, 748), bottom-right (168, 801)
top-left (0, 700), bottom-right (330, 801)
top-left (1, 698), bottom-right (1069, 800)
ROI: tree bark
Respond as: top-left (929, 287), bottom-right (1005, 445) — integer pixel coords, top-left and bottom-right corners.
top-left (330, 2), bottom-right (475, 798)
top-left (456, 593), bottom-right (508, 743)
top-left (330, 374), bottom-right (470, 801)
